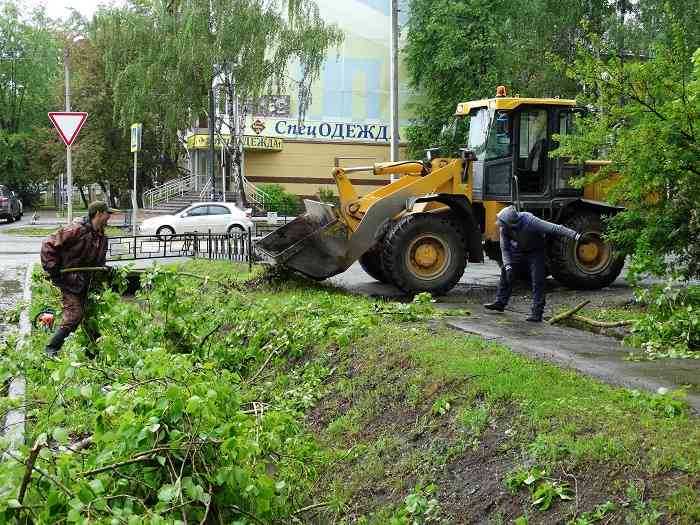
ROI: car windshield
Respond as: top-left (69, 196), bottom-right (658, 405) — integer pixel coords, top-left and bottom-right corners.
top-left (173, 205), bottom-right (191, 215)
top-left (466, 108), bottom-right (512, 161)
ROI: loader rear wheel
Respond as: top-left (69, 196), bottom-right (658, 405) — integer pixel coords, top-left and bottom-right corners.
top-left (359, 242), bottom-right (389, 283)
top-left (382, 213), bottom-right (467, 295)
top-left (548, 211), bottom-right (625, 290)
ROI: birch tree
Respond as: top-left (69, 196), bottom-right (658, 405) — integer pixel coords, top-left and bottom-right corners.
top-left (95, 0), bottom-right (343, 204)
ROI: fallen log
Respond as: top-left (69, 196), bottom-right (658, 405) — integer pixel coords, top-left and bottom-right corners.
top-left (570, 314), bottom-right (635, 328)
top-left (549, 300), bottom-right (590, 325)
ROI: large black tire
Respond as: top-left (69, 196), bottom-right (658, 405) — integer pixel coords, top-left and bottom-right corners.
top-left (156, 225), bottom-right (175, 240)
top-left (382, 213), bottom-right (467, 295)
top-left (548, 211), bottom-right (625, 290)
top-left (227, 224), bottom-right (245, 235)
top-left (359, 242), bottom-right (389, 283)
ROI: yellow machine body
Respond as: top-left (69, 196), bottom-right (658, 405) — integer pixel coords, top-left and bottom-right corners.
top-left (256, 92), bottom-right (624, 294)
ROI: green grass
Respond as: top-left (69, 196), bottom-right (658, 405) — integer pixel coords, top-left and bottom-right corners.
top-left (4, 225), bottom-right (125, 237)
top-left (6, 261), bottom-right (698, 524)
top-left (308, 314), bottom-right (700, 522)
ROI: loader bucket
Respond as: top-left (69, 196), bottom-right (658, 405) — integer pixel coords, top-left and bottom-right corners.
top-left (255, 199), bottom-right (353, 280)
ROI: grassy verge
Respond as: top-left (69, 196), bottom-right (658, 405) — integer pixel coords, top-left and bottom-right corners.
top-left (3, 226), bottom-right (125, 237)
top-left (308, 324), bottom-right (699, 523)
top-left (0, 261), bottom-right (697, 524)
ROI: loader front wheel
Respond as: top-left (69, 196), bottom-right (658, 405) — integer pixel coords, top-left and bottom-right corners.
top-left (359, 242), bottom-right (389, 283)
top-left (382, 214), bottom-right (467, 296)
top-left (548, 211), bottom-right (625, 290)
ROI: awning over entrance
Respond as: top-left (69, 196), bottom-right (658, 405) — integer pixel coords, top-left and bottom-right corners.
top-left (186, 133), bottom-right (283, 152)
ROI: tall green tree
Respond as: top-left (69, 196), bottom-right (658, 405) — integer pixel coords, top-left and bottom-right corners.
top-left (94, 0), bottom-right (343, 204)
top-left (0, 1), bottom-right (60, 203)
top-left (403, 0), bottom-right (614, 156)
top-left (556, 15), bottom-right (700, 279)
top-left (40, 29), bottom-right (184, 208)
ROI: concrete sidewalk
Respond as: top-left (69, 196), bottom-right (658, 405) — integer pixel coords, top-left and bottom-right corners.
top-left (447, 310), bottom-right (700, 412)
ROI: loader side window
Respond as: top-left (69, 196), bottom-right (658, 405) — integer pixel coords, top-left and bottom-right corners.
top-left (517, 109), bottom-right (548, 193)
top-left (554, 110), bottom-right (583, 193)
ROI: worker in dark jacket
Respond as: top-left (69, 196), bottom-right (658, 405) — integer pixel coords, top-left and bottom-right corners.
top-left (41, 201), bottom-right (116, 356)
top-left (484, 205), bottom-right (588, 322)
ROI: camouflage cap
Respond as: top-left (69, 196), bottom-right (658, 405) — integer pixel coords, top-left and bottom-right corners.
top-left (88, 201), bottom-right (119, 216)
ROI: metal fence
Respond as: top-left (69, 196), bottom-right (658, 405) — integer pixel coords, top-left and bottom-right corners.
top-left (107, 231), bottom-right (254, 270)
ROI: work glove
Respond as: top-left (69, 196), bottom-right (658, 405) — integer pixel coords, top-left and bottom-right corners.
top-left (503, 264), bottom-right (514, 284)
top-left (576, 232), bottom-right (596, 244)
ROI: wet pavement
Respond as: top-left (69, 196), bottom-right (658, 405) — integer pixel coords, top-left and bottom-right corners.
top-left (0, 265), bottom-right (26, 347)
top-left (328, 260), bottom-right (635, 311)
top-left (447, 313), bottom-right (700, 412)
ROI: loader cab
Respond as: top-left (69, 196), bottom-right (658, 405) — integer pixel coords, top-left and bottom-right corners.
top-left (458, 96), bottom-right (584, 205)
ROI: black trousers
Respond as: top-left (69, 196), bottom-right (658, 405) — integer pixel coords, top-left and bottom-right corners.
top-left (495, 249), bottom-right (546, 316)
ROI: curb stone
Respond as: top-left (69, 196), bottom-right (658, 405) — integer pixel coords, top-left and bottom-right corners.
top-left (3, 264), bottom-right (33, 451)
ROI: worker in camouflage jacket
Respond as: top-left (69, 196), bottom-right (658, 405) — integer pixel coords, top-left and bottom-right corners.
top-left (484, 205), bottom-right (591, 322)
top-left (41, 201), bottom-right (116, 356)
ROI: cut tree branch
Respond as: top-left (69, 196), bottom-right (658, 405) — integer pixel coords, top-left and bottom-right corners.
top-left (17, 440), bottom-right (43, 503)
top-left (549, 300), bottom-right (590, 324)
top-left (570, 315), bottom-right (634, 328)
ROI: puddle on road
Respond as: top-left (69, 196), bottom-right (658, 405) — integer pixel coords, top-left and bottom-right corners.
top-left (0, 266), bottom-right (25, 347)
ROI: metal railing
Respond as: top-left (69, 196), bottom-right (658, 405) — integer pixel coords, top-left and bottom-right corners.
top-left (243, 177), bottom-right (269, 207)
top-left (107, 231), bottom-right (254, 269)
top-left (143, 173), bottom-right (196, 209)
top-left (199, 178), bottom-right (213, 201)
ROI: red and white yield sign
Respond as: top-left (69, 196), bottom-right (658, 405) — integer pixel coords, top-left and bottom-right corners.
top-left (48, 112), bottom-right (88, 146)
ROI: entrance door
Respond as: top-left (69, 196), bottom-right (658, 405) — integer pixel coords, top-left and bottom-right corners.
top-left (552, 109), bottom-right (584, 197)
top-left (516, 109), bottom-right (549, 195)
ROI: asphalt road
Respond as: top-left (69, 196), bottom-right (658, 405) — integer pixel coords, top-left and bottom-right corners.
top-left (329, 259), bottom-right (635, 315)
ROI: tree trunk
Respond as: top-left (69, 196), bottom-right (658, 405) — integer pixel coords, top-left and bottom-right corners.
top-left (225, 77), bottom-right (247, 208)
top-left (78, 186), bottom-right (89, 208)
top-left (99, 181), bottom-right (117, 208)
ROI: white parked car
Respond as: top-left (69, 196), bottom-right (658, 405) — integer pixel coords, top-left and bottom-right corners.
top-left (138, 202), bottom-right (253, 237)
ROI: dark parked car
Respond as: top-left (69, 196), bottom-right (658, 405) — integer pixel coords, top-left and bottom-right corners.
top-left (0, 185), bottom-right (22, 223)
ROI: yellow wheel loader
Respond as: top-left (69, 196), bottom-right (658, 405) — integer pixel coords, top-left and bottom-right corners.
top-left (257, 89), bottom-right (625, 295)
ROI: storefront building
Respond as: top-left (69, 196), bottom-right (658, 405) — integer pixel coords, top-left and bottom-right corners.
top-left (185, 0), bottom-right (411, 200)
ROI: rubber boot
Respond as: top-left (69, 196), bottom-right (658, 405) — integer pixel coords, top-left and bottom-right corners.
top-left (526, 313), bottom-right (543, 323)
top-left (45, 327), bottom-right (71, 357)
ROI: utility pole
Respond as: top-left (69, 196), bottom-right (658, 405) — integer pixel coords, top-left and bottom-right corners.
top-left (389, 0), bottom-right (400, 164)
top-left (63, 46), bottom-right (73, 223)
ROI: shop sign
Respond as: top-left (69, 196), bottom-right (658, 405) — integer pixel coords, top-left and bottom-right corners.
top-left (251, 119), bottom-right (266, 135)
top-left (247, 95), bottom-right (291, 117)
top-left (269, 119), bottom-right (391, 143)
top-left (186, 134), bottom-right (283, 152)
top-left (241, 135), bottom-right (283, 151)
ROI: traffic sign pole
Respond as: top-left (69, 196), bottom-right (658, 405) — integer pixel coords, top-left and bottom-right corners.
top-left (64, 49), bottom-right (72, 223)
top-left (133, 150), bottom-right (137, 236)
top-left (131, 123), bottom-right (143, 236)
top-left (48, 111), bottom-right (88, 224)
top-left (67, 144), bottom-right (72, 222)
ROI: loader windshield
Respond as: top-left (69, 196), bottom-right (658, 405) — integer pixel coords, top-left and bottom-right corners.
top-left (465, 108), bottom-right (512, 161)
